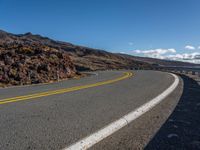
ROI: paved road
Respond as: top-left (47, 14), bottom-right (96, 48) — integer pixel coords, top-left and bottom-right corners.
top-left (0, 70), bottom-right (177, 150)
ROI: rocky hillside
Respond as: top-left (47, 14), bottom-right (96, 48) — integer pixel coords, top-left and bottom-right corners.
top-left (0, 31), bottom-right (77, 87)
top-left (0, 30), bottom-right (151, 71)
top-left (0, 30), bottom-right (151, 87)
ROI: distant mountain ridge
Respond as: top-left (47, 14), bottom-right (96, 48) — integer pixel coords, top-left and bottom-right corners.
top-left (118, 53), bottom-right (200, 68)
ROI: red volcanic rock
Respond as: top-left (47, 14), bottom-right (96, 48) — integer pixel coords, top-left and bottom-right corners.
top-left (0, 42), bottom-right (77, 87)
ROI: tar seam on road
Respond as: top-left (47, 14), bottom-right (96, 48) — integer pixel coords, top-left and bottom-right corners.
top-left (64, 73), bottom-right (179, 150)
top-left (0, 72), bottom-right (133, 105)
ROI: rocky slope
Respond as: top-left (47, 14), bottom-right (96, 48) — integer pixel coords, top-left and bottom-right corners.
top-left (0, 31), bottom-right (77, 87)
top-left (0, 30), bottom-right (148, 87)
top-left (0, 30), bottom-right (151, 72)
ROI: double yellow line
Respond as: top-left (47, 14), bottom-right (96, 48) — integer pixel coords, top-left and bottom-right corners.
top-left (0, 72), bottom-right (133, 105)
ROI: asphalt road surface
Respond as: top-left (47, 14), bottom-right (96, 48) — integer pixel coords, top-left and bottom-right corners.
top-left (0, 70), bottom-right (179, 150)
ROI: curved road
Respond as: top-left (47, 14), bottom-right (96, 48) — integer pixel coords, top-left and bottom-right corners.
top-left (0, 70), bottom-right (179, 150)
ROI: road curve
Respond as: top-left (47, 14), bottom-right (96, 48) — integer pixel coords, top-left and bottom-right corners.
top-left (0, 70), bottom-right (177, 150)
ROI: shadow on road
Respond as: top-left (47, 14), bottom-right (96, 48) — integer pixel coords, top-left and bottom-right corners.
top-left (145, 75), bottom-right (200, 150)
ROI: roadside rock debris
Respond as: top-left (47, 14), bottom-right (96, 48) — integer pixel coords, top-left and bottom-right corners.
top-left (0, 42), bottom-right (77, 87)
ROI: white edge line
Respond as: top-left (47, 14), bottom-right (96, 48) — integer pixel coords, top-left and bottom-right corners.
top-left (63, 73), bottom-right (179, 150)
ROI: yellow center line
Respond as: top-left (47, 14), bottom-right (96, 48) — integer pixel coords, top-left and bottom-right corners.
top-left (0, 72), bottom-right (133, 105)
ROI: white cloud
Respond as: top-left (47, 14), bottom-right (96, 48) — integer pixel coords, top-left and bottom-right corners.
top-left (185, 45), bottom-right (195, 50)
top-left (165, 52), bottom-right (200, 64)
top-left (133, 48), bottom-right (176, 59)
top-left (198, 46), bottom-right (200, 49)
top-left (128, 42), bottom-right (133, 46)
top-left (133, 48), bottom-right (200, 63)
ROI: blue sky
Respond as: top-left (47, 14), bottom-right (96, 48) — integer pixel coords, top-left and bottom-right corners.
top-left (0, 0), bottom-right (200, 63)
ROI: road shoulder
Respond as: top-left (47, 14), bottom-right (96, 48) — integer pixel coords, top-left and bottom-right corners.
top-left (146, 74), bottom-right (200, 149)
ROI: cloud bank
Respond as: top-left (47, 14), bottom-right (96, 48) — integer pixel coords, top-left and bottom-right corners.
top-left (166, 52), bottom-right (200, 64)
top-left (133, 48), bottom-right (176, 59)
top-left (133, 48), bottom-right (200, 64)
